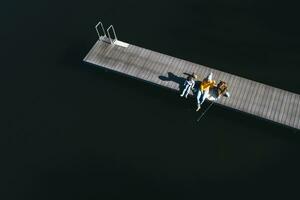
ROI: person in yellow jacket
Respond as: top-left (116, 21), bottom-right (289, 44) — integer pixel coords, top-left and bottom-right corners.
top-left (196, 72), bottom-right (216, 111)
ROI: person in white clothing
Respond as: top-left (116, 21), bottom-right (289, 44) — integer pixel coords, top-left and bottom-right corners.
top-left (180, 73), bottom-right (197, 98)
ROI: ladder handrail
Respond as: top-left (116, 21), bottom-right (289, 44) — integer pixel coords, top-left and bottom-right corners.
top-left (107, 25), bottom-right (118, 44)
top-left (95, 21), bottom-right (107, 40)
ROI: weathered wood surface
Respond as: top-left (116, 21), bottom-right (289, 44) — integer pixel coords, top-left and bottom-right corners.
top-left (84, 40), bottom-right (300, 130)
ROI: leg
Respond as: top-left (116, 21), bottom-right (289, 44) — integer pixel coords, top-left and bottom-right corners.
top-left (196, 90), bottom-right (202, 111)
top-left (180, 84), bottom-right (189, 97)
top-left (200, 90), bottom-right (209, 105)
top-left (196, 90), bottom-right (202, 105)
top-left (185, 85), bottom-right (191, 98)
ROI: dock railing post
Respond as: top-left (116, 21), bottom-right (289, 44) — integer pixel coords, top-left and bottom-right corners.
top-left (95, 20), bottom-right (107, 40)
top-left (107, 25), bottom-right (118, 44)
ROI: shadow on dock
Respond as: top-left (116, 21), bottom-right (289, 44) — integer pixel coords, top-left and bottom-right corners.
top-left (159, 72), bottom-right (200, 95)
top-left (159, 72), bottom-right (185, 92)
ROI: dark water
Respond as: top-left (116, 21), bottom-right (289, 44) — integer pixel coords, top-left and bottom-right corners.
top-left (2, 0), bottom-right (300, 199)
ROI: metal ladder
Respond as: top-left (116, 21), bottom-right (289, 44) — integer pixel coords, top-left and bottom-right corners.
top-left (95, 20), bottom-right (129, 48)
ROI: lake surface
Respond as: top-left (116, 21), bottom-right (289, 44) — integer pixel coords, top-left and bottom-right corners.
top-left (2, 0), bottom-right (300, 199)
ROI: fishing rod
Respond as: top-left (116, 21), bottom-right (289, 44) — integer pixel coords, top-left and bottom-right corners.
top-left (196, 101), bottom-right (215, 122)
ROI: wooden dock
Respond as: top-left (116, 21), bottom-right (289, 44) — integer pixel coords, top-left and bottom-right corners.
top-left (84, 39), bottom-right (300, 130)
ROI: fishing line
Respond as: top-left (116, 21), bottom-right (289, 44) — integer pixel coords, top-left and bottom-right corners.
top-left (196, 101), bottom-right (215, 122)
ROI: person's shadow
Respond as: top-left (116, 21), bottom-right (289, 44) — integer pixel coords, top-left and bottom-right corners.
top-left (159, 72), bottom-right (201, 95)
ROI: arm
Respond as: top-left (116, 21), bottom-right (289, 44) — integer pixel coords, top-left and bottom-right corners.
top-left (212, 80), bottom-right (216, 87)
top-left (200, 82), bottom-right (204, 92)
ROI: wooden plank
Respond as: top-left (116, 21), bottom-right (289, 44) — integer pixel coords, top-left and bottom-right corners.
top-left (252, 83), bottom-right (266, 116)
top-left (113, 45), bottom-right (133, 73)
top-left (278, 91), bottom-right (290, 124)
top-left (136, 50), bottom-right (153, 79)
top-left (147, 51), bottom-right (166, 83)
top-left (181, 60), bottom-right (195, 77)
top-left (162, 57), bottom-right (177, 89)
top-left (282, 92), bottom-right (294, 126)
top-left (96, 42), bottom-right (116, 66)
top-left (163, 57), bottom-right (179, 88)
top-left (89, 41), bottom-right (104, 64)
top-left (155, 53), bottom-right (173, 82)
top-left (133, 49), bottom-right (151, 78)
top-left (94, 43), bottom-right (115, 68)
top-left (285, 93), bottom-right (296, 127)
top-left (198, 65), bottom-right (211, 81)
top-left (175, 59), bottom-right (194, 92)
top-left (191, 63), bottom-right (201, 78)
top-left (143, 51), bottom-right (165, 83)
top-left (124, 47), bottom-right (145, 76)
top-left (127, 47), bottom-right (148, 77)
top-left (226, 74), bottom-right (238, 105)
top-left (238, 80), bottom-right (255, 113)
top-left (266, 88), bottom-right (279, 120)
top-left (271, 89), bottom-right (285, 123)
top-left (243, 80), bottom-right (257, 113)
top-left (120, 46), bottom-right (138, 75)
top-left (168, 58), bottom-right (182, 89)
top-left (247, 82), bottom-right (260, 115)
top-left (157, 54), bottom-right (173, 86)
top-left (172, 58), bottom-right (186, 90)
top-left (88, 41), bottom-right (103, 62)
top-left (122, 46), bottom-right (142, 75)
top-left (111, 46), bottom-right (128, 67)
top-left (138, 50), bottom-right (157, 81)
top-left (235, 78), bottom-right (251, 111)
top-left (286, 93), bottom-right (298, 127)
top-left (261, 86), bottom-right (273, 118)
top-left (268, 89), bottom-right (281, 123)
top-left (292, 95), bottom-right (300, 129)
top-left (138, 49), bottom-right (153, 78)
top-left (225, 75), bottom-right (240, 108)
top-left (103, 46), bottom-right (124, 70)
top-left (83, 40), bottom-right (99, 61)
top-left (212, 69), bottom-right (222, 82)
top-left (199, 65), bottom-right (210, 79)
top-left (113, 45), bottom-right (135, 73)
top-left (142, 51), bottom-right (159, 81)
top-left (251, 83), bottom-right (266, 116)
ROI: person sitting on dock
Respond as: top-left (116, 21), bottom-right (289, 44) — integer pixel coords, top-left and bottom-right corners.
top-left (216, 81), bottom-right (230, 98)
top-left (196, 72), bottom-right (216, 111)
top-left (180, 73), bottom-right (197, 98)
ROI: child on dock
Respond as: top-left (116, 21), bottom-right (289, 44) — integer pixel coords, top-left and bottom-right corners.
top-left (180, 73), bottom-right (197, 98)
top-left (216, 81), bottom-right (230, 98)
